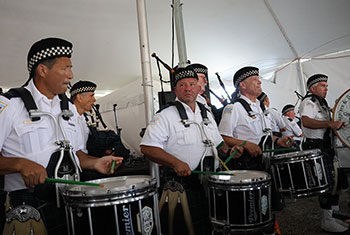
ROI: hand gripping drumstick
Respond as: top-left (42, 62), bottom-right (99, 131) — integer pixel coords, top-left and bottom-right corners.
top-left (224, 141), bottom-right (247, 164)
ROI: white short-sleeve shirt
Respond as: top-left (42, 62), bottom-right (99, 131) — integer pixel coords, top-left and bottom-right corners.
top-left (140, 99), bottom-right (223, 170)
top-left (268, 107), bottom-right (286, 133)
top-left (282, 116), bottom-right (303, 138)
top-left (218, 95), bottom-right (273, 145)
top-left (0, 80), bottom-right (83, 192)
top-left (299, 96), bottom-right (330, 139)
top-left (76, 113), bottom-right (90, 154)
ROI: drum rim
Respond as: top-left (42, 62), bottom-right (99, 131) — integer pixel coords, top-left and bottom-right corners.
top-left (63, 188), bottom-right (157, 207)
top-left (211, 217), bottom-right (274, 232)
top-left (271, 148), bottom-right (322, 161)
top-left (60, 175), bottom-right (156, 198)
top-left (272, 154), bottom-right (323, 164)
top-left (208, 170), bottom-right (271, 184)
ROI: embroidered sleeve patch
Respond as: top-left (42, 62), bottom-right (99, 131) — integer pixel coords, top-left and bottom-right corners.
top-left (0, 101), bottom-right (8, 114)
top-left (223, 107), bottom-right (233, 114)
top-left (149, 117), bottom-right (159, 125)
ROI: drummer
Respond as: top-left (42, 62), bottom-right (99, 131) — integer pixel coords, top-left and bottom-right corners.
top-left (257, 91), bottom-right (287, 137)
top-left (140, 66), bottom-right (243, 234)
top-left (0, 38), bottom-right (122, 234)
top-left (300, 74), bottom-right (348, 234)
top-left (219, 66), bottom-right (293, 170)
top-left (70, 80), bottom-right (97, 154)
top-left (281, 104), bottom-right (303, 146)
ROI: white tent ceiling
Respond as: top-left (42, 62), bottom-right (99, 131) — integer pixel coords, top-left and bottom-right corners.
top-left (1, 0), bottom-right (349, 96)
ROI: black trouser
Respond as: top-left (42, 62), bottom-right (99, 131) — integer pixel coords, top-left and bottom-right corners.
top-left (303, 138), bottom-right (340, 209)
top-left (7, 188), bottom-right (67, 235)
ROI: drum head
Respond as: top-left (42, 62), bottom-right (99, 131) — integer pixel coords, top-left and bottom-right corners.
top-left (271, 149), bottom-right (321, 161)
top-left (209, 170), bottom-right (270, 185)
top-left (61, 175), bottom-right (156, 198)
top-left (333, 88), bottom-right (350, 147)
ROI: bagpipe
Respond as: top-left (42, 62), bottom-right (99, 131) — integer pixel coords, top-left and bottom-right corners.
top-left (84, 104), bottom-right (130, 158)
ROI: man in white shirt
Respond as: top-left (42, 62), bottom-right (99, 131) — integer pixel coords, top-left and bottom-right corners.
top-left (141, 66), bottom-right (242, 234)
top-left (0, 38), bottom-right (122, 234)
top-left (70, 80), bottom-right (97, 154)
top-left (219, 66), bottom-right (293, 170)
top-left (188, 63), bottom-right (223, 124)
top-left (257, 92), bottom-right (287, 137)
top-left (281, 104), bottom-right (303, 141)
top-left (300, 74), bottom-right (348, 233)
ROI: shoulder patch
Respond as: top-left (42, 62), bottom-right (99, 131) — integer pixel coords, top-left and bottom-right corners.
top-left (149, 117), bottom-right (159, 125)
top-left (223, 106), bottom-right (233, 114)
top-left (0, 101), bottom-right (8, 114)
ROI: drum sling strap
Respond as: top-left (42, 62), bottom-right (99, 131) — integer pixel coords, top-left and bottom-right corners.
top-left (158, 100), bottom-right (209, 127)
top-left (3, 87), bottom-right (70, 121)
top-left (232, 98), bottom-right (266, 118)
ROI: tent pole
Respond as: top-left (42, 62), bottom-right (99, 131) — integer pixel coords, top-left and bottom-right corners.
top-left (173, 0), bottom-right (189, 67)
top-left (136, 0), bottom-right (160, 188)
top-left (297, 59), bottom-right (307, 96)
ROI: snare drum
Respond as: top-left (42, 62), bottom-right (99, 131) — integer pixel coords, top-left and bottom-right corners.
top-left (208, 170), bottom-right (272, 234)
top-left (271, 149), bottom-right (329, 198)
top-left (61, 175), bottom-right (160, 235)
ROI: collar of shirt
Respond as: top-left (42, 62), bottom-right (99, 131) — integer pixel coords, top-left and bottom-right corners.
top-left (174, 97), bottom-right (200, 117)
top-left (27, 79), bottom-right (61, 108)
top-left (239, 94), bottom-right (260, 107)
top-left (196, 94), bottom-right (206, 105)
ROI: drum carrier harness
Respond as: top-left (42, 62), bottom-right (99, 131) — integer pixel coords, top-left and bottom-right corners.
top-left (231, 98), bottom-right (275, 168)
top-left (4, 87), bottom-right (80, 207)
top-left (159, 101), bottom-right (220, 175)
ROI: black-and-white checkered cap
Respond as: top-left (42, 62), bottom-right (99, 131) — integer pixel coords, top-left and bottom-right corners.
top-left (174, 66), bottom-right (198, 85)
top-left (188, 63), bottom-right (208, 79)
top-left (27, 38), bottom-right (73, 75)
top-left (70, 80), bottom-right (97, 97)
top-left (233, 66), bottom-right (259, 88)
top-left (307, 74), bottom-right (328, 89)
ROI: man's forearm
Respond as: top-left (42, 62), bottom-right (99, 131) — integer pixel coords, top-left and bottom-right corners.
top-left (140, 145), bottom-right (180, 169)
top-left (76, 150), bottom-right (98, 170)
top-left (222, 135), bottom-right (245, 147)
top-left (0, 153), bottom-right (23, 174)
top-left (302, 116), bottom-right (330, 129)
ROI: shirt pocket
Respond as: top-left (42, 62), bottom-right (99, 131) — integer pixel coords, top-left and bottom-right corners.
top-left (175, 124), bottom-right (197, 145)
top-left (204, 123), bottom-right (219, 142)
top-left (14, 120), bottom-right (50, 154)
top-left (243, 115), bottom-right (262, 134)
top-left (61, 120), bottom-right (79, 149)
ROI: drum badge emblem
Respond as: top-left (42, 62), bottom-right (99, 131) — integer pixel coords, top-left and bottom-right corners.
top-left (137, 206), bottom-right (154, 235)
top-left (261, 195), bottom-right (268, 215)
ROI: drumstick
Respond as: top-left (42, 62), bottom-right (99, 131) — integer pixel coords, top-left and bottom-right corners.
top-left (218, 157), bottom-right (230, 171)
top-left (191, 171), bottom-right (235, 176)
top-left (110, 160), bottom-right (116, 174)
top-left (216, 141), bottom-right (224, 150)
top-left (215, 141), bottom-right (230, 170)
top-left (45, 178), bottom-right (104, 187)
top-left (262, 148), bottom-right (296, 153)
top-left (224, 141), bottom-right (246, 164)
